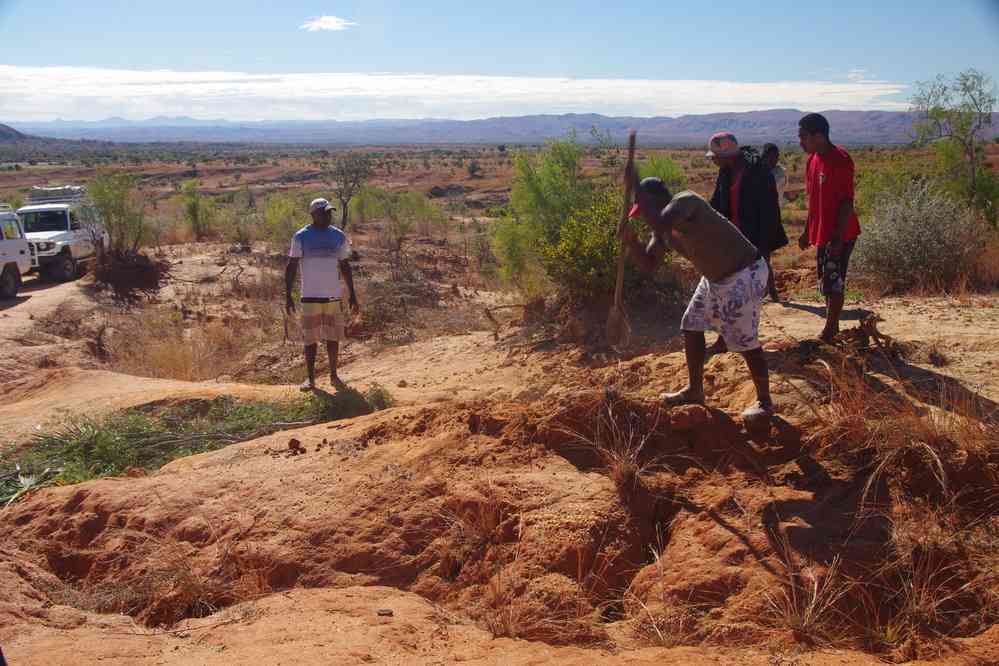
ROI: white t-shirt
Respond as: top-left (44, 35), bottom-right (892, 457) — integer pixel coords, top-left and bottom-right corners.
top-left (288, 224), bottom-right (353, 299)
top-left (772, 164), bottom-right (787, 204)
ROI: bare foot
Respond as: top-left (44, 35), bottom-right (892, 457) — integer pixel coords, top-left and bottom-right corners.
top-left (660, 387), bottom-right (705, 406)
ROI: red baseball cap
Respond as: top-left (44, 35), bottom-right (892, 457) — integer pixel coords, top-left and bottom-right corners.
top-left (628, 202), bottom-right (642, 219)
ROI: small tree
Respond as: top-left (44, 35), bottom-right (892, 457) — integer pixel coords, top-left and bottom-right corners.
top-left (182, 180), bottom-right (214, 240)
top-left (467, 159), bottom-right (483, 178)
top-left (326, 153), bottom-right (374, 229)
top-left (911, 69), bottom-right (996, 201)
top-left (88, 171), bottom-right (147, 253)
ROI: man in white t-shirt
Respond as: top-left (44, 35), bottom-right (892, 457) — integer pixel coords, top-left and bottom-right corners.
top-left (285, 197), bottom-right (359, 391)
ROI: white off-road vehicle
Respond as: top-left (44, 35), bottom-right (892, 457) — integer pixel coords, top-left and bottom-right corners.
top-left (16, 186), bottom-right (109, 282)
top-left (0, 203), bottom-right (31, 299)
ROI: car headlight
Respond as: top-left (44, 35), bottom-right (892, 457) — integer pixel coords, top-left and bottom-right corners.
top-left (36, 242), bottom-right (56, 251)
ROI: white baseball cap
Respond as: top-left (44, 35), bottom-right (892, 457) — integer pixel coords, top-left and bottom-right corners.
top-left (309, 197), bottom-right (336, 213)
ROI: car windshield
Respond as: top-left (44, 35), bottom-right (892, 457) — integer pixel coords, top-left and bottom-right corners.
top-left (20, 211), bottom-right (68, 233)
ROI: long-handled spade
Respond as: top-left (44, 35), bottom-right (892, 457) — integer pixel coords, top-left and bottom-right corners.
top-left (606, 130), bottom-right (637, 348)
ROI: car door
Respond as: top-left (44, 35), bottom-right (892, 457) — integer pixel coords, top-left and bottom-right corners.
top-left (1, 217), bottom-right (30, 273)
top-left (0, 221), bottom-right (9, 265)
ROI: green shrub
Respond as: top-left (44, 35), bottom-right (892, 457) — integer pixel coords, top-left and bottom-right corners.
top-left (492, 136), bottom-right (681, 300)
top-left (263, 191), bottom-right (311, 246)
top-left (541, 189), bottom-right (643, 296)
top-left (363, 383), bottom-right (395, 410)
top-left (491, 213), bottom-right (550, 297)
top-left (854, 181), bottom-right (986, 291)
top-left (182, 180), bottom-right (216, 240)
top-left (638, 154), bottom-right (688, 192)
top-left (510, 137), bottom-right (593, 245)
top-left (855, 163), bottom-right (926, 217)
top-left (88, 171), bottom-right (147, 253)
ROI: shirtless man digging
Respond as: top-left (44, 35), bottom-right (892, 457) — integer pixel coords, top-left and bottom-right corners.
top-left (618, 174), bottom-right (774, 422)
top-left (285, 197), bottom-right (359, 391)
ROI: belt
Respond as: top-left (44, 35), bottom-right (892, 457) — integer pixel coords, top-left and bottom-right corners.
top-left (300, 297), bottom-right (341, 303)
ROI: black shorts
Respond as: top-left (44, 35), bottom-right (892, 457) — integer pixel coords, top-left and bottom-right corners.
top-left (817, 240), bottom-right (855, 296)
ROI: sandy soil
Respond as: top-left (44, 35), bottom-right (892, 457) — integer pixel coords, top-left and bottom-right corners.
top-left (2, 256), bottom-right (998, 665)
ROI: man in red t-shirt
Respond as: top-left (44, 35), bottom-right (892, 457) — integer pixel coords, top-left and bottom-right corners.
top-left (797, 113), bottom-right (862, 342)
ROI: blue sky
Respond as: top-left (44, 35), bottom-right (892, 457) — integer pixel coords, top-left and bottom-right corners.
top-left (0, 0), bottom-right (997, 121)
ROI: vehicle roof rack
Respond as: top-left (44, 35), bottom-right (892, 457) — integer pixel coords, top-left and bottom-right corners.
top-left (0, 203), bottom-right (13, 212)
top-left (25, 186), bottom-right (89, 206)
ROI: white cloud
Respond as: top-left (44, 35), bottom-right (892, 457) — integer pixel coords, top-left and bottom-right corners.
top-left (300, 16), bottom-right (357, 32)
top-left (847, 68), bottom-right (872, 82)
top-left (0, 64), bottom-right (911, 122)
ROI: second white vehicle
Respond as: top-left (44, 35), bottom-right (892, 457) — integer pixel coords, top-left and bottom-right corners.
top-left (17, 186), bottom-right (109, 282)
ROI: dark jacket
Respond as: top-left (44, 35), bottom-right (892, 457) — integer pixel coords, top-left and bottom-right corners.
top-left (710, 146), bottom-right (788, 255)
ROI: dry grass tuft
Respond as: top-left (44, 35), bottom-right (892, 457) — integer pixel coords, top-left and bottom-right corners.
top-left (551, 390), bottom-right (668, 499)
top-left (437, 480), bottom-right (513, 581)
top-left (44, 517), bottom-right (272, 627)
top-left (807, 355), bottom-right (999, 511)
top-left (796, 348), bottom-right (999, 658)
top-left (763, 540), bottom-right (851, 646)
top-left (480, 539), bottom-right (603, 645)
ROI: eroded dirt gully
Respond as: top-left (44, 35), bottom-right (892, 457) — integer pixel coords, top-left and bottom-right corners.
top-left (3, 262), bottom-right (999, 664)
top-left (4, 327), bottom-right (999, 664)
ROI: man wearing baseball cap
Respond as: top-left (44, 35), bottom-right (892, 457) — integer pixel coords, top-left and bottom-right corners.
top-left (285, 197), bottom-right (359, 391)
top-left (707, 132), bottom-right (787, 307)
top-left (618, 172), bottom-right (775, 423)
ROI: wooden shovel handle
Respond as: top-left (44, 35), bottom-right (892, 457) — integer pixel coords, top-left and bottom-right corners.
top-left (613, 131), bottom-right (637, 306)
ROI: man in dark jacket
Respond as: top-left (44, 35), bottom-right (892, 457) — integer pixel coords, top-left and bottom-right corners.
top-left (707, 132), bottom-right (788, 303)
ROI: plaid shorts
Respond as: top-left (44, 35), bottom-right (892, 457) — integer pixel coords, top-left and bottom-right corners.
top-left (817, 240), bottom-right (856, 296)
top-left (301, 299), bottom-right (346, 344)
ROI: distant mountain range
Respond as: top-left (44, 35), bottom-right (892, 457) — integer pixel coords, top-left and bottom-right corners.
top-left (7, 111), bottom-right (999, 146)
top-left (0, 123), bottom-right (27, 142)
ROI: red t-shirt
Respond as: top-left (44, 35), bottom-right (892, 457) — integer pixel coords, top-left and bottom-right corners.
top-left (806, 145), bottom-right (861, 246)
top-left (729, 169), bottom-right (744, 229)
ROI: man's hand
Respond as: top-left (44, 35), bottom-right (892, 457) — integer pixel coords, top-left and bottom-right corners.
top-left (798, 230), bottom-right (809, 251)
top-left (285, 294), bottom-right (296, 315)
top-left (826, 237), bottom-right (843, 257)
top-left (348, 294), bottom-right (360, 317)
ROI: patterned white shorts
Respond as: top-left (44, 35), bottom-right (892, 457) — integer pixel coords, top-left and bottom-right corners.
top-left (680, 257), bottom-right (768, 352)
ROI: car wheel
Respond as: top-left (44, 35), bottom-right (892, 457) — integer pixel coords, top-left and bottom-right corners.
top-left (53, 254), bottom-right (77, 282)
top-left (0, 266), bottom-right (19, 299)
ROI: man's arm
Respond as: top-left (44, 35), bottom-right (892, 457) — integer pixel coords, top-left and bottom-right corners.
top-left (339, 259), bottom-right (359, 313)
top-left (620, 200), bottom-right (681, 274)
top-left (285, 258), bottom-right (299, 314)
top-left (830, 199), bottom-right (854, 253)
top-left (620, 228), bottom-right (668, 275)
